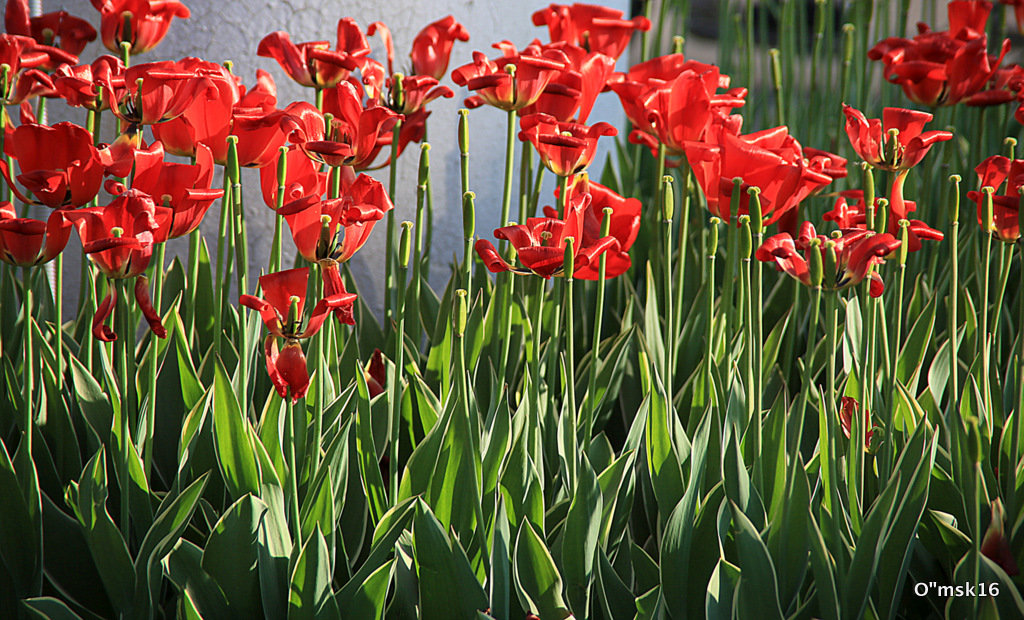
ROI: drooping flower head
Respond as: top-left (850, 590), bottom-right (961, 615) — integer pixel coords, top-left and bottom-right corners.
top-left (552, 176), bottom-right (640, 280)
top-left (240, 268), bottom-right (357, 401)
top-left (839, 396), bottom-right (875, 451)
top-left (91, 0), bottom-right (190, 55)
top-left (755, 221), bottom-right (901, 297)
top-left (53, 56), bottom-right (125, 111)
top-left (301, 80), bottom-right (400, 170)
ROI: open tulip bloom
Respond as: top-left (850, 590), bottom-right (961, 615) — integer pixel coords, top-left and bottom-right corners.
top-left (241, 267), bottom-right (357, 401)
top-left (451, 41), bottom-right (569, 111)
top-left (756, 221), bottom-right (902, 297)
top-left (0, 202), bottom-right (72, 267)
top-left (968, 155), bottom-right (1024, 242)
top-left (843, 105), bottom-right (953, 172)
top-left (91, 0), bottom-right (189, 55)
top-left (518, 112), bottom-right (617, 177)
top-left (530, 3), bottom-right (650, 60)
top-left (258, 17), bottom-right (373, 90)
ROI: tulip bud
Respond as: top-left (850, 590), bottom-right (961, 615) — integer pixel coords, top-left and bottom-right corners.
top-left (949, 174), bottom-right (962, 223)
top-left (747, 186), bottom-right (763, 234)
top-left (399, 221), bottom-right (413, 270)
top-left (885, 128), bottom-right (900, 168)
top-left (738, 215), bottom-right (752, 258)
top-left (672, 36), bottom-right (684, 54)
top-left (226, 135), bottom-right (241, 184)
top-left (563, 236), bottom-right (576, 279)
top-left (418, 143), bottom-right (431, 187)
top-left (454, 289), bottom-right (468, 337)
top-left (1005, 137), bottom-right (1017, 160)
top-left (462, 191), bottom-right (476, 241)
top-left (662, 175), bottom-right (674, 221)
top-left (708, 217), bottom-right (721, 256)
top-left (861, 162), bottom-right (875, 228)
top-left (898, 219), bottom-right (910, 265)
top-left (601, 207), bottom-right (613, 238)
top-left (808, 238), bottom-right (823, 288)
top-left (458, 109), bottom-right (470, 156)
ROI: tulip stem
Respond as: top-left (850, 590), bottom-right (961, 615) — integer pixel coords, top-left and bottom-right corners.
top-left (21, 267), bottom-right (33, 457)
top-left (822, 292), bottom-right (840, 515)
top-left (702, 221), bottom-right (719, 409)
top-left (144, 242), bottom-right (166, 481)
top-left (1012, 243), bottom-right (1024, 499)
top-left (586, 209), bottom-right (612, 444)
top-left (991, 244), bottom-right (1012, 362)
top-left (213, 171), bottom-right (232, 356)
top-left (186, 229), bottom-right (200, 332)
top-left (980, 189), bottom-right (995, 435)
top-left (384, 118), bottom-right (402, 321)
top-left (500, 110), bottom-right (516, 229)
top-left (391, 247), bottom-right (409, 505)
top-left (54, 252), bottom-right (64, 385)
top-left (792, 283), bottom-right (821, 496)
top-left (564, 248), bottom-right (577, 443)
top-left (285, 392), bottom-right (300, 542)
top-left (662, 177), bottom-right (675, 404)
top-left (116, 278), bottom-right (133, 539)
top-left (519, 141), bottom-right (533, 225)
top-left (949, 175), bottom-right (961, 418)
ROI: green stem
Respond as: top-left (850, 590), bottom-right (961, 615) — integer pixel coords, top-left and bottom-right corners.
top-left (564, 246), bottom-right (577, 443)
top-left (385, 119), bottom-right (403, 321)
top-left (500, 109), bottom-right (516, 229)
top-left (213, 171), bottom-right (232, 356)
top-left (981, 189), bottom-right (995, 434)
top-left (662, 176), bottom-right (674, 402)
top-left (585, 209), bottom-right (612, 445)
top-left (54, 252), bottom-right (64, 385)
top-left (949, 176), bottom-right (961, 418)
top-left (823, 292), bottom-right (840, 514)
top-left (21, 267), bottom-right (33, 456)
top-left (703, 220), bottom-right (720, 408)
top-left (144, 242), bottom-right (166, 480)
top-left (392, 250), bottom-right (409, 504)
top-left (285, 392), bottom-right (301, 542)
top-left (116, 278), bottom-right (133, 539)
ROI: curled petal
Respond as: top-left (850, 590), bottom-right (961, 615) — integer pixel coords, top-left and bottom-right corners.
top-left (134, 275), bottom-right (166, 338)
top-left (277, 341), bottom-right (311, 402)
top-left (93, 280), bottom-right (117, 342)
top-left (263, 335), bottom-right (289, 400)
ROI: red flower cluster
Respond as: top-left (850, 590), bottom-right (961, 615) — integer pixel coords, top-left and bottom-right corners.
top-left (869, 0), bottom-right (1012, 107)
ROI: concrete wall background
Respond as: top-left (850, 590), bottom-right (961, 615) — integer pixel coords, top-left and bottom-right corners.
top-left (41, 0), bottom-right (630, 313)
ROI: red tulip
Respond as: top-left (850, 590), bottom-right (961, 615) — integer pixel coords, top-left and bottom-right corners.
top-left (109, 142), bottom-right (223, 240)
top-left (839, 396), bottom-right (874, 451)
top-left (824, 190), bottom-right (943, 254)
top-left (559, 178), bottom-right (641, 280)
top-left (685, 124), bottom-right (832, 225)
top-left (257, 18), bottom-right (372, 89)
top-left (981, 499), bottom-right (1020, 576)
top-left (842, 105), bottom-right (952, 172)
top-left (260, 145), bottom-right (328, 210)
top-left (100, 60), bottom-right (220, 130)
top-left (0, 34), bottom-right (75, 104)
top-left (519, 113), bottom-right (616, 177)
top-left (451, 41), bottom-right (569, 111)
top-left (531, 3), bottom-right (651, 60)
top-left (241, 267), bottom-right (357, 401)
top-left (475, 192), bottom-right (618, 278)
top-left (967, 155), bottom-right (1024, 243)
top-left (411, 15), bottom-right (469, 80)
top-left (148, 58), bottom-right (239, 159)
top-left (279, 172), bottom-right (393, 265)
top-left (868, 1), bottom-right (1009, 107)
top-left (65, 189), bottom-right (168, 341)
top-left (755, 222), bottom-right (901, 297)
top-left (91, 0), bottom-right (189, 55)
top-left (0, 122), bottom-right (107, 209)
top-left (5, 0), bottom-right (96, 57)
top-left (519, 42), bottom-right (615, 123)
top-left (53, 56), bottom-right (124, 110)
top-left (0, 203), bottom-right (72, 267)
top-left (302, 80), bottom-right (400, 170)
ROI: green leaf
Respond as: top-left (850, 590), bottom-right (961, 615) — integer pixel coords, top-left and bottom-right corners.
top-left (806, 510), bottom-right (840, 620)
top-left (595, 548), bottom-right (635, 620)
top-left (513, 521), bottom-right (572, 620)
top-left (21, 597), bottom-right (83, 620)
top-left (0, 437), bottom-right (40, 598)
top-left (212, 361), bottom-right (261, 499)
top-left (706, 559), bottom-right (741, 620)
top-left (561, 455), bottom-right (602, 618)
top-left (202, 495), bottom-right (265, 618)
top-left (163, 539), bottom-right (230, 618)
top-left (69, 354), bottom-right (113, 442)
top-left (346, 558), bottom-right (393, 620)
top-left (354, 362), bottom-right (388, 525)
top-left (290, 527), bottom-right (340, 620)
top-left (643, 382), bottom-right (685, 522)
top-left (731, 501), bottom-right (783, 620)
top-left (413, 504), bottom-right (488, 620)
top-left (896, 292), bottom-right (937, 393)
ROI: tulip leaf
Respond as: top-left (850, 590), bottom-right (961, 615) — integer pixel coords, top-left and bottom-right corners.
top-left (561, 454), bottom-right (602, 618)
top-left (513, 521), bottom-right (572, 620)
top-left (413, 503), bottom-right (487, 620)
top-left (896, 293), bottom-right (937, 394)
top-left (355, 361), bottom-right (388, 525)
top-left (731, 501), bottom-right (783, 620)
top-left (346, 558), bottom-right (393, 620)
top-left (201, 494), bottom-right (265, 618)
top-left (289, 526), bottom-right (340, 620)
top-left (212, 360), bottom-right (261, 499)
top-left (21, 597), bottom-right (83, 620)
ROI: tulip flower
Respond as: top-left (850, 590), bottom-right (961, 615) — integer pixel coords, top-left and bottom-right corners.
top-left (260, 145), bottom-right (328, 210)
top-left (842, 105), bottom-right (953, 172)
top-left (0, 203), bottom-right (72, 267)
top-left (101, 61), bottom-right (218, 130)
top-left (53, 56), bottom-right (124, 110)
top-left (475, 192), bottom-right (618, 278)
top-left (364, 348), bottom-right (387, 398)
top-left (981, 498), bottom-right (1020, 576)
top-left (531, 3), bottom-right (651, 60)
top-left (451, 41), bottom-right (569, 111)
top-left (839, 396), bottom-right (874, 451)
top-left (65, 189), bottom-right (169, 341)
top-left (5, 0), bottom-right (96, 57)
top-left (518, 112), bottom-right (617, 177)
top-left (241, 268), bottom-right (357, 401)
top-left (257, 18), bottom-right (372, 89)
top-left (868, 0), bottom-right (1009, 107)
top-left (0, 122), bottom-right (107, 209)
top-left (556, 178), bottom-right (641, 279)
top-left (755, 221), bottom-right (901, 297)
top-left (109, 142), bottom-right (224, 240)
top-left (0, 34), bottom-right (76, 104)
top-left (302, 80), bottom-right (400, 170)
top-left (685, 125), bottom-right (832, 225)
top-left (967, 155), bottom-right (1024, 243)
top-left (91, 0), bottom-right (190, 55)
top-left (825, 191), bottom-right (944, 253)
top-left (519, 42), bottom-right (615, 123)
top-left (410, 15), bottom-right (470, 80)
